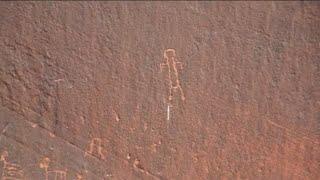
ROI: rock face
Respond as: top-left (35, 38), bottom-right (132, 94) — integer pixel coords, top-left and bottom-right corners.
top-left (0, 1), bottom-right (319, 179)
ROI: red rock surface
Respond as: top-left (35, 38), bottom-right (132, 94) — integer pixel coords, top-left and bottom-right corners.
top-left (0, 1), bottom-right (319, 179)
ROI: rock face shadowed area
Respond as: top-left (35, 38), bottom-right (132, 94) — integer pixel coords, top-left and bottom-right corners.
top-left (0, 1), bottom-right (319, 179)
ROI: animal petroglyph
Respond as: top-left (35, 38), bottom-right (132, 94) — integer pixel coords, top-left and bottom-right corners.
top-left (39, 157), bottom-right (67, 180)
top-left (85, 138), bottom-right (106, 160)
top-left (160, 49), bottom-right (186, 103)
top-left (0, 151), bottom-right (24, 180)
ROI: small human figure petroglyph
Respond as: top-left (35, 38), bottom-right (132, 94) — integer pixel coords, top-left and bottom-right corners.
top-left (85, 138), bottom-right (106, 160)
top-left (160, 49), bottom-right (186, 103)
top-left (39, 157), bottom-right (67, 180)
top-left (160, 49), bottom-right (185, 124)
top-left (0, 151), bottom-right (24, 180)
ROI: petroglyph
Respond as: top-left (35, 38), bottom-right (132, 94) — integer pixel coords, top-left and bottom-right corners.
top-left (85, 138), bottom-right (106, 160)
top-left (39, 157), bottom-right (67, 180)
top-left (266, 120), bottom-right (319, 145)
top-left (75, 170), bottom-right (88, 180)
top-left (160, 49), bottom-right (185, 124)
top-left (1, 123), bottom-right (10, 134)
top-left (160, 49), bottom-right (186, 103)
top-left (167, 104), bottom-right (171, 122)
top-left (76, 173), bottom-right (83, 180)
top-left (113, 110), bottom-right (120, 122)
top-left (104, 173), bottom-right (113, 178)
top-left (0, 151), bottom-right (24, 180)
top-left (133, 159), bottom-right (160, 179)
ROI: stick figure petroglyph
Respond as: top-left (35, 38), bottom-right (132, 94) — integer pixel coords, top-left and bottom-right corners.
top-left (160, 49), bottom-right (186, 103)
top-left (39, 157), bottom-right (67, 180)
top-left (85, 138), bottom-right (106, 160)
top-left (0, 151), bottom-right (24, 180)
top-left (160, 49), bottom-right (186, 123)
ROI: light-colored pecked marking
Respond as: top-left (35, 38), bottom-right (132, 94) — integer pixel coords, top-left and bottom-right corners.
top-left (167, 104), bottom-right (170, 121)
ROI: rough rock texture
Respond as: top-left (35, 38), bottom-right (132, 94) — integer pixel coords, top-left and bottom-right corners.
top-left (0, 1), bottom-right (319, 180)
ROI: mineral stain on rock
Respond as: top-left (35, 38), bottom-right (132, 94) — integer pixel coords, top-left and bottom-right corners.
top-left (0, 1), bottom-right (319, 179)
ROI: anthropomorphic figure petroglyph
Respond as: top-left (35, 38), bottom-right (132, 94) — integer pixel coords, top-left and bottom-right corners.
top-left (0, 151), bottom-right (24, 180)
top-left (85, 138), bottom-right (106, 160)
top-left (39, 157), bottom-right (67, 180)
top-left (160, 49), bottom-right (186, 123)
top-left (160, 49), bottom-right (186, 103)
